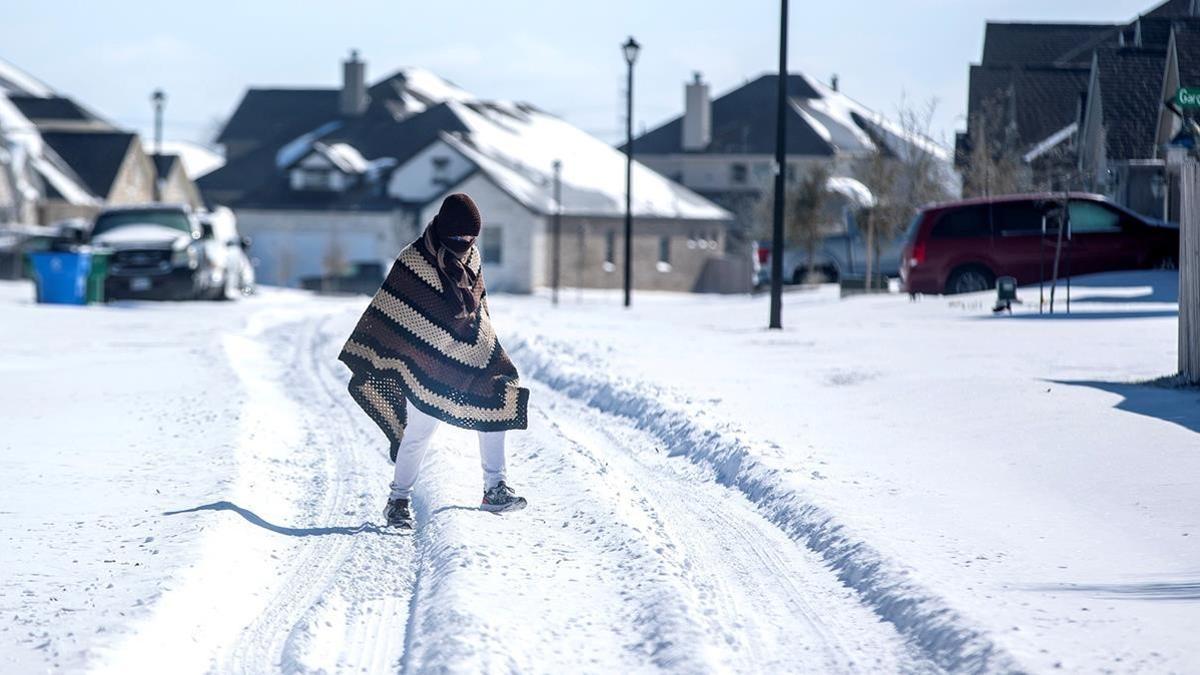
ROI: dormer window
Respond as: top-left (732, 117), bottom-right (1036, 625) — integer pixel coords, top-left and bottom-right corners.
top-left (291, 168), bottom-right (345, 192)
top-left (287, 142), bottom-right (367, 193)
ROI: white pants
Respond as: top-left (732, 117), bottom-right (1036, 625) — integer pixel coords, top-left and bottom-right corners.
top-left (389, 400), bottom-right (507, 501)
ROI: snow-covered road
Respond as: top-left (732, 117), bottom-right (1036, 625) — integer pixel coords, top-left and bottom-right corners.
top-left (1, 282), bottom-right (934, 673)
top-left (5, 272), bottom-right (1197, 673)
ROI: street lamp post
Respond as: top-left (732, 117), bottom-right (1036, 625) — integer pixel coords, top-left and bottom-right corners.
top-left (151, 89), bottom-right (166, 201)
top-left (769, 0), bottom-right (788, 330)
top-left (151, 89), bottom-right (166, 156)
top-left (622, 36), bottom-right (640, 308)
top-left (552, 159), bottom-right (563, 305)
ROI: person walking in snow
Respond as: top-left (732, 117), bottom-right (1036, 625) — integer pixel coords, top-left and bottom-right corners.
top-left (338, 193), bottom-right (530, 529)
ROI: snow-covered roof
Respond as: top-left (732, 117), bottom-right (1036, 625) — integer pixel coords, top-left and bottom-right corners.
top-left (275, 120), bottom-right (342, 169)
top-left (0, 57), bottom-right (54, 97)
top-left (153, 140), bottom-right (225, 179)
top-left (1022, 122), bottom-right (1079, 163)
top-left (319, 142), bottom-right (370, 174)
top-left (0, 93), bottom-right (97, 206)
top-left (439, 100), bottom-right (730, 220)
top-left (389, 67), bottom-right (475, 106)
top-left (796, 74), bottom-right (951, 163)
top-left (825, 176), bottom-right (875, 209)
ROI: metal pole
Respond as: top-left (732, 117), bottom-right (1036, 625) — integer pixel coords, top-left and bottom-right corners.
top-left (624, 56), bottom-right (635, 308)
top-left (152, 90), bottom-right (165, 156)
top-left (552, 159), bottom-right (562, 305)
top-left (769, 0), bottom-right (789, 329)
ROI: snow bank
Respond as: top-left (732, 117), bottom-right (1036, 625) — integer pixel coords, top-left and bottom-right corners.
top-left (506, 333), bottom-right (1015, 673)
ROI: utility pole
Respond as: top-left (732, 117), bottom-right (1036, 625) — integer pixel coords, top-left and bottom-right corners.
top-left (151, 89), bottom-right (166, 156)
top-left (552, 159), bottom-right (563, 305)
top-left (151, 89), bottom-right (166, 202)
top-left (769, 0), bottom-right (789, 329)
top-left (622, 37), bottom-right (640, 308)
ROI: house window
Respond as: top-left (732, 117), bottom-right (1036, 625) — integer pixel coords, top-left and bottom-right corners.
top-left (432, 156), bottom-right (451, 187)
top-left (730, 163), bottom-right (749, 185)
top-left (482, 226), bottom-right (502, 264)
top-left (604, 230), bottom-right (616, 272)
top-left (657, 236), bottom-right (672, 273)
top-left (290, 168), bottom-right (341, 192)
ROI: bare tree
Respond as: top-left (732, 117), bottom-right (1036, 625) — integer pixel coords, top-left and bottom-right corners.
top-left (854, 98), bottom-right (955, 288)
top-left (961, 94), bottom-right (1030, 197)
top-left (789, 164), bottom-right (833, 283)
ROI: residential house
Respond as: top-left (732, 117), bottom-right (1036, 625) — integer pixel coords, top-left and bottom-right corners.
top-left (959, 0), bottom-right (1200, 219)
top-left (201, 52), bottom-right (734, 293)
top-left (627, 72), bottom-right (953, 248)
top-left (0, 57), bottom-right (202, 224)
top-left (1153, 21), bottom-right (1200, 220)
top-left (152, 153), bottom-right (203, 207)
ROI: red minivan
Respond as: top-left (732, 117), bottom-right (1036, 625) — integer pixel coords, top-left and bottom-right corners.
top-left (900, 193), bottom-right (1179, 295)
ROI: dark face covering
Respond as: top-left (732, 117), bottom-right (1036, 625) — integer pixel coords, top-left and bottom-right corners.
top-left (423, 225), bottom-right (481, 320)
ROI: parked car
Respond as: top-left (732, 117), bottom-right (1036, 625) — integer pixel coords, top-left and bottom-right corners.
top-left (900, 193), bottom-right (1179, 295)
top-left (756, 217), bottom-right (906, 286)
top-left (198, 207), bottom-right (255, 299)
top-left (91, 204), bottom-right (251, 301)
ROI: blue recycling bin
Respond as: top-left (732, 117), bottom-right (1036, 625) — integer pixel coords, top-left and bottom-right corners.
top-left (29, 251), bottom-right (92, 305)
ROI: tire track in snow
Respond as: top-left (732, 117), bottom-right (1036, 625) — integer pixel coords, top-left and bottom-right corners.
top-left (535, 385), bottom-right (935, 674)
top-left (223, 311), bottom-right (414, 673)
top-left (388, 375), bottom-right (929, 672)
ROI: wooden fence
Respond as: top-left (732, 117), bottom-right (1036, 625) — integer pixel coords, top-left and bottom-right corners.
top-left (1180, 161), bottom-right (1200, 383)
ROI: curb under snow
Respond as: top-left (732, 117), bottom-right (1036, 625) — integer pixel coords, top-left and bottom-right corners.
top-left (509, 335), bottom-right (1019, 674)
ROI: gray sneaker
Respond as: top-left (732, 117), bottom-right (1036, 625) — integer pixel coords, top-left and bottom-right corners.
top-left (383, 497), bottom-right (414, 529)
top-left (481, 481), bottom-right (528, 513)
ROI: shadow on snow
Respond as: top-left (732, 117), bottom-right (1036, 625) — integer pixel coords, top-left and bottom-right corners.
top-left (163, 500), bottom-right (399, 536)
top-left (1051, 379), bottom-right (1200, 435)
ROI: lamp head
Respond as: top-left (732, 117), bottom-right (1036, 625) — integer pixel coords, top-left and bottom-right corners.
top-left (622, 37), bottom-right (641, 66)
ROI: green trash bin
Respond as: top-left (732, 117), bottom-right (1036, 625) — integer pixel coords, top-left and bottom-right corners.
top-left (87, 250), bottom-right (111, 304)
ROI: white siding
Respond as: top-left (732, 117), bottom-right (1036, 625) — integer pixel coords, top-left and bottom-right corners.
top-left (387, 140), bottom-right (475, 203)
top-left (419, 173), bottom-right (544, 293)
top-left (234, 209), bottom-right (411, 287)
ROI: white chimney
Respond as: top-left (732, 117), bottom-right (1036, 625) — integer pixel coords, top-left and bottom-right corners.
top-left (682, 72), bottom-right (711, 151)
top-left (340, 50), bottom-right (367, 116)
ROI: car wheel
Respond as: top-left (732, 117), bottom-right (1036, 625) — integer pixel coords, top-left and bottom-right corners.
top-left (945, 265), bottom-right (995, 295)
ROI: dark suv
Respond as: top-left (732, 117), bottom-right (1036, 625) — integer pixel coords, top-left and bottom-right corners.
top-left (900, 193), bottom-right (1179, 295)
top-left (91, 204), bottom-right (216, 300)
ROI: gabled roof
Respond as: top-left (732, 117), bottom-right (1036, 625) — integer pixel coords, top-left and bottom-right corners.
top-left (632, 74), bottom-right (834, 156)
top-left (442, 100), bottom-right (731, 220)
top-left (40, 131), bottom-right (138, 198)
top-left (1147, 0), bottom-right (1198, 18)
top-left (1175, 21), bottom-right (1200, 86)
top-left (1094, 47), bottom-right (1168, 160)
top-left (326, 99), bottom-right (471, 162)
top-left (981, 23), bottom-right (1118, 68)
top-left (4, 95), bottom-right (110, 128)
top-left (215, 88), bottom-right (339, 145)
top-left (967, 65), bottom-right (1090, 149)
top-left (151, 153), bottom-right (181, 180)
top-left (0, 57), bottom-right (54, 97)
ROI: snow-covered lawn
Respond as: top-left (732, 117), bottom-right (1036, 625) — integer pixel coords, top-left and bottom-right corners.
top-left (1, 271), bottom-right (1196, 673)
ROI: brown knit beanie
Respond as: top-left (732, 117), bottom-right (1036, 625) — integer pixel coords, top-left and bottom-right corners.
top-left (433, 193), bottom-right (482, 239)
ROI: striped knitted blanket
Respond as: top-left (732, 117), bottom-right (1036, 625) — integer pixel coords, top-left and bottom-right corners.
top-left (338, 237), bottom-right (529, 461)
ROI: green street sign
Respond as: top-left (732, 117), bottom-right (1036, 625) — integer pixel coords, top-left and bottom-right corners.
top-left (1176, 87), bottom-right (1200, 108)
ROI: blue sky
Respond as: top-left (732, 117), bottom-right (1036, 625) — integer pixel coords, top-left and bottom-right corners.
top-left (2, 0), bottom-right (1164, 148)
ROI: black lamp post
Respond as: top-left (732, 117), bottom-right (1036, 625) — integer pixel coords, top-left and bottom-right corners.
top-left (151, 89), bottom-right (166, 156)
top-left (552, 159), bottom-right (563, 306)
top-left (622, 36), bottom-right (640, 308)
top-left (769, 1), bottom-right (788, 330)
